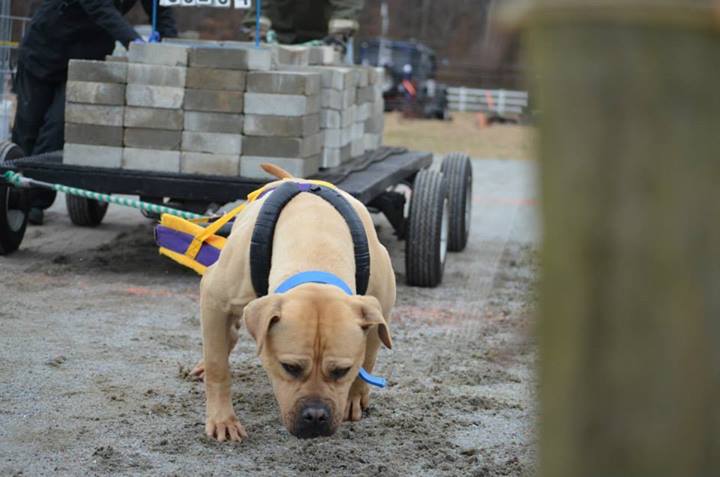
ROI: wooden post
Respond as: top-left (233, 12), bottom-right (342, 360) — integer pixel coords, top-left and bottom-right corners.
top-left (526, 3), bottom-right (720, 476)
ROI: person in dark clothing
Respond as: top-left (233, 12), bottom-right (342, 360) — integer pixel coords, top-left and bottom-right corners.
top-left (13, 0), bottom-right (177, 224)
top-left (242, 0), bottom-right (363, 45)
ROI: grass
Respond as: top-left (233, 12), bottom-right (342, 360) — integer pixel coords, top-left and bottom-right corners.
top-left (382, 112), bottom-right (535, 160)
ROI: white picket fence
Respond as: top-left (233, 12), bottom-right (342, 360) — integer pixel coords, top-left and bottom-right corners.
top-left (448, 87), bottom-right (529, 115)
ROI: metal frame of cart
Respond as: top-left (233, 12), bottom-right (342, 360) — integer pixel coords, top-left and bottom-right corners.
top-left (0, 143), bottom-right (473, 287)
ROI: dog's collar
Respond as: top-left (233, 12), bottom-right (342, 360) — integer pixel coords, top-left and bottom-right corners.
top-left (275, 270), bottom-right (354, 295)
top-left (274, 270), bottom-right (387, 389)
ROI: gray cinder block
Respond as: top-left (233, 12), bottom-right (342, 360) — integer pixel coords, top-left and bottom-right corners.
top-left (182, 131), bottom-right (242, 155)
top-left (365, 114), bottom-right (384, 134)
top-left (188, 45), bottom-right (272, 70)
top-left (246, 71), bottom-right (321, 96)
top-left (124, 107), bottom-right (184, 130)
top-left (321, 143), bottom-right (351, 168)
top-left (244, 114), bottom-right (320, 138)
top-left (122, 148), bottom-right (181, 172)
top-left (184, 89), bottom-right (244, 113)
top-left (184, 111), bottom-right (244, 134)
top-left (65, 123), bottom-right (123, 147)
top-left (272, 45), bottom-right (310, 66)
top-left (322, 88), bottom-right (355, 110)
top-left (126, 84), bottom-right (185, 109)
top-left (181, 152), bottom-right (241, 176)
top-left (127, 63), bottom-right (187, 87)
top-left (65, 104), bottom-right (124, 127)
top-left (280, 65), bottom-right (355, 91)
top-left (244, 93), bottom-right (320, 116)
top-left (354, 67), bottom-right (369, 87)
top-left (350, 137), bottom-right (366, 158)
top-left (364, 133), bottom-right (382, 151)
top-left (321, 108), bottom-right (354, 129)
top-left (243, 133), bottom-right (322, 158)
top-left (63, 143), bottom-right (123, 168)
top-left (124, 128), bottom-right (182, 150)
top-left (308, 46), bottom-right (341, 65)
top-left (128, 42), bottom-right (188, 66)
top-left (323, 127), bottom-right (353, 148)
top-left (355, 103), bottom-right (371, 122)
top-left (357, 85), bottom-right (377, 104)
top-left (352, 122), bottom-right (365, 140)
top-left (241, 155), bottom-right (320, 179)
top-left (186, 68), bottom-right (246, 91)
top-left (66, 81), bottom-right (125, 106)
top-left (105, 55), bottom-right (129, 63)
top-left (68, 59), bottom-right (127, 84)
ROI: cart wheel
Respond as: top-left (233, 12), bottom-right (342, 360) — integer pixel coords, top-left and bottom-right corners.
top-left (66, 195), bottom-right (109, 227)
top-left (405, 169), bottom-right (449, 287)
top-left (441, 153), bottom-right (473, 252)
top-left (0, 141), bottom-right (30, 255)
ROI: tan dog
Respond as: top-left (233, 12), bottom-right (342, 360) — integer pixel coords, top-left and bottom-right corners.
top-left (191, 164), bottom-right (396, 442)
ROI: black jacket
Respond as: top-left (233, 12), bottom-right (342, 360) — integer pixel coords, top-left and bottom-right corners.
top-left (20, 0), bottom-right (177, 82)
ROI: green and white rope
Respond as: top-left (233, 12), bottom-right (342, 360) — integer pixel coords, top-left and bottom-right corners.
top-left (2, 170), bottom-right (204, 220)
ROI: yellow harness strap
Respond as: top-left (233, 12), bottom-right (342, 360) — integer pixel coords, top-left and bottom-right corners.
top-left (160, 178), bottom-right (338, 274)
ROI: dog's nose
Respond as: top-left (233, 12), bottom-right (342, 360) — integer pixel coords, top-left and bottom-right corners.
top-left (294, 401), bottom-right (333, 438)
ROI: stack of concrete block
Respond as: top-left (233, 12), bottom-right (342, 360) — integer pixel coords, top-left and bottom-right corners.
top-left (123, 42), bottom-right (188, 172)
top-left (64, 60), bottom-right (127, 167)
top-left (350, 67), bottom-right (370, 158)
top-left (243, 70), bottom-right (323, 178)
top-left (363, 67), bottom-right (385, 151)
top-left (64, 41), bottom-right (382, 179)
top-left (312, 66), bottom-right (357, 168)
top-left (181, 45), bottom-right (268, 175)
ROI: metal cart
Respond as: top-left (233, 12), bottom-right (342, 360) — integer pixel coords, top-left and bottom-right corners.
top-left (0, 143), bottom-right (472, 287)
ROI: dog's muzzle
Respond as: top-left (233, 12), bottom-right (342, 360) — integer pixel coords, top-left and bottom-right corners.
top-left (292, 399), bottom-right (334, 439)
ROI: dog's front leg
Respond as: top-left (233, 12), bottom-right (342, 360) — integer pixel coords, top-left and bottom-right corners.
top-left (201, 294), bottom-right (247, 443)
top-left (345, 329), bottom-right (381, 421)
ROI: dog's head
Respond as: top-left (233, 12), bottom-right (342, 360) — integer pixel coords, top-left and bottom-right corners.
top-left (242, 284), bottom-right (392, 438)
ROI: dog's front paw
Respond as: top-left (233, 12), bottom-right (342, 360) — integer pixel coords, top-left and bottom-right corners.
top-left (205, 412), bottom-right (248, 443)
top-left (344, 380), bottom-right (369, 422)
top-left (189, 359), bottom-right (205, 381)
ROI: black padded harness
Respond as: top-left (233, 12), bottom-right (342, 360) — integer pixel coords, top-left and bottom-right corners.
top-left (249, 182), bottom-right (370, 297)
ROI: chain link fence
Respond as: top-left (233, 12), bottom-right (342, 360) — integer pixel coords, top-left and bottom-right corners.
top-left (0, 0), bottom-right (30, 140)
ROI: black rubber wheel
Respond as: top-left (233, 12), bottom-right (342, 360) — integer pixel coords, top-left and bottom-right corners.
top-left (405, 169), bottom-right (449, 287)
top-left (441, 153), bottom-right (473, 252)
top-left (66, 194), bottom-right (109, 226)
top-left (0, 141), bottom-right (30, 255)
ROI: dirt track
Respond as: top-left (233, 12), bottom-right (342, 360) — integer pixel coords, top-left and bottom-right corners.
top-left (0, 159), bottom-right (537, 476)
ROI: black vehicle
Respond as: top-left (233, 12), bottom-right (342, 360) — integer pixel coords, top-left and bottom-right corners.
top-left (358, 38), bottom-right (448, 120)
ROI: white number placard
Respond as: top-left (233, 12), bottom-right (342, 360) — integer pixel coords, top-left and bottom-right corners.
top-left (160, 0), bottom-right (251, 7)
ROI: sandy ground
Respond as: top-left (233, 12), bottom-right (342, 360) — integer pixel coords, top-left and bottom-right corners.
top-left (383, 113), bottom-right (535, 161)
top-left (0, 159), bottom-right (538, 476)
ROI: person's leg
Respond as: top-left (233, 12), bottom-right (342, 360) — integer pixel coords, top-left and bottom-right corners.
top-left (11, 65), bottom-right (61, 223)
top-left (11, 62), bottom-right (55, 157)
top-left (33, 80), bottom-right (65, 155)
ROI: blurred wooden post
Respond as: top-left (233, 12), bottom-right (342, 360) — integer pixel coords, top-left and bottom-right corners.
top-left (526, 3), bottom-right (720, 476)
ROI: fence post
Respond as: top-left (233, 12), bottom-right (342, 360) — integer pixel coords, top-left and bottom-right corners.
top-left (528, 3), bottom-right (720, 476)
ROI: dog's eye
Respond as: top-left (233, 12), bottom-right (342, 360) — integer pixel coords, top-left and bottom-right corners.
top-left (281, 362), bottom-right (303, 377)
top-left (330, 366), bottom-right (352, 380)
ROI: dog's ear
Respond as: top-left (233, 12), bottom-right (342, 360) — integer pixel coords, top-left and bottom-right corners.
top-left (243, 295), bottom-right (282, 355)
top-left (352, 295), bottom-right (393, 349)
